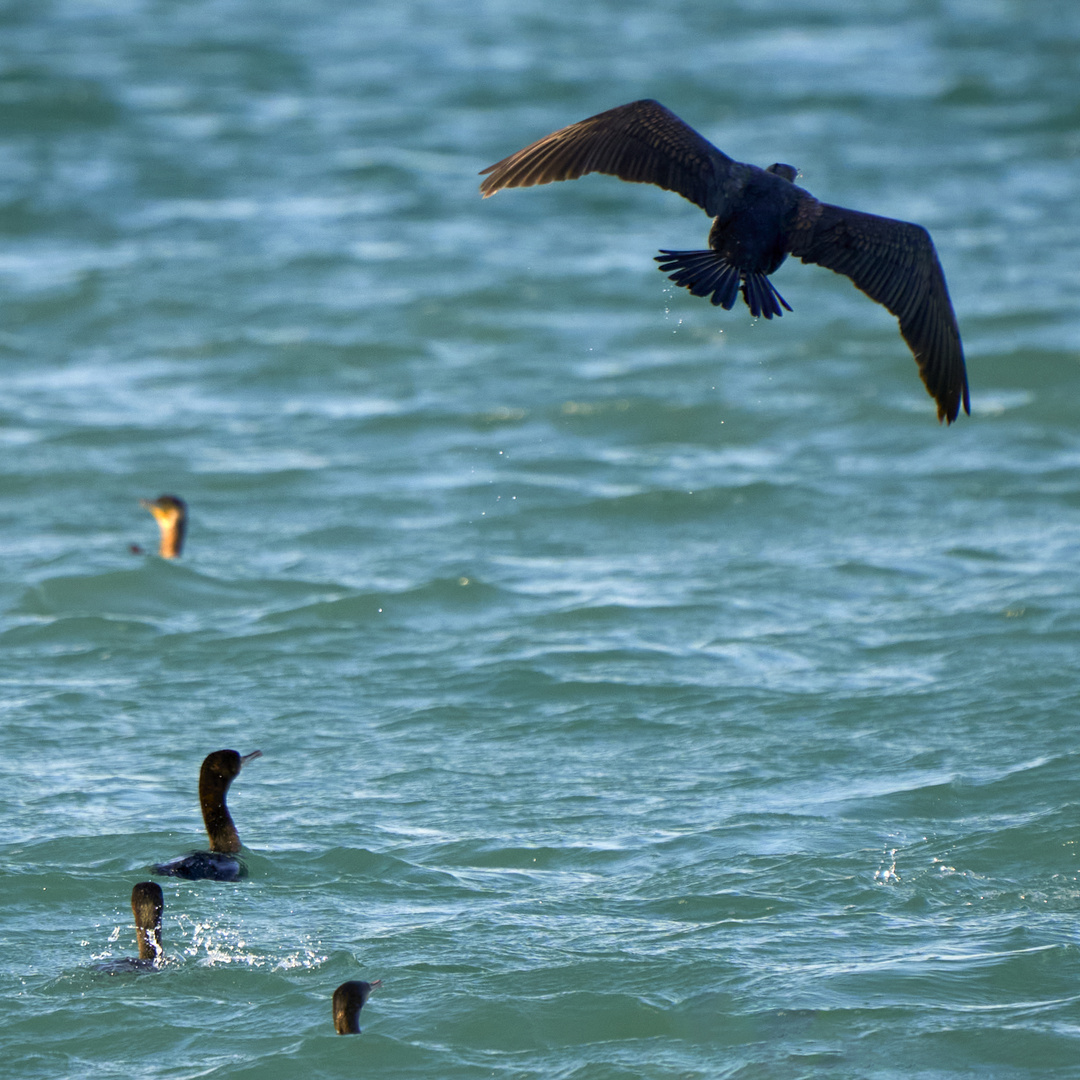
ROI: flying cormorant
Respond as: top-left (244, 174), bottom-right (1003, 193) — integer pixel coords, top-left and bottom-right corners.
top-left (480, 99), bottom-right (969, 423)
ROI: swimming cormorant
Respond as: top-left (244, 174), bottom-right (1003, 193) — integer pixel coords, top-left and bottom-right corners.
top-left (151, 749), bottom-right (262, 882)
top-left (97, 881), bottom-right (164, 973)
top-left (140, 495), bottom-right (187, 558)
top-left (480, 99), bottom-right (969, 423)
top-left (333, 979), bottom-right (381, 1034)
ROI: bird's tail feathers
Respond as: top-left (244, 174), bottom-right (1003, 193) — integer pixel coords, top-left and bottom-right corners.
top-left (741, 271), bottom-right (792, 320)
top-left (656, 250), bottom-right (741, 310)
top-left (655, 251), bottom-right (792, 319)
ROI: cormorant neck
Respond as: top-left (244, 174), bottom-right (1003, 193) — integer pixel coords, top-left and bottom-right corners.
top-left (201, 774), bottom-right (241, 853)
top-left (195, 749), bottom-right (259, 854)
top-left (131, 883), bottom-right (164, 961)
top-left (199, 766), bottom-right (241, 853)
top-left (335, 1007), bottom-right (361, 1035)
top-left (137, 924), bottom-right (163, 961)
top-left (333, 980), bottom-right (379, 1034)
top-left (141, 496), bottom-right (187, 558)
top-left (158, 520), bottom-right (184, 559)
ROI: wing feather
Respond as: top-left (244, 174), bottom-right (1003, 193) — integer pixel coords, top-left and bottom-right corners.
top-left (791, 203), bottom-right (969, 423)
top-left (479, 99), bottom-right (739, 216)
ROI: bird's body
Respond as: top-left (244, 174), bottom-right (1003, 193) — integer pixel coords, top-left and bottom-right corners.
top-left (151, 849), bottom-right (248, 881)
top-left (480, 99), bottom-right (969, 423)
top-left (151, 749), bottom-right (262, 882)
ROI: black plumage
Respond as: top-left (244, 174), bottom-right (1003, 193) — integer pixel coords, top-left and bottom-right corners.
top-left (480, 99), bottom-right (969, 423)
top-left (333, 980), bottom-right (381, 1034)
top-left (151, 749), bottom-right (262, 882)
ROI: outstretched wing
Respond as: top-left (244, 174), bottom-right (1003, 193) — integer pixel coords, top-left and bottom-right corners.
top-left (479, 99), bottom-right (741, 217)
top-left (791, 204), bottom-right (969, 423)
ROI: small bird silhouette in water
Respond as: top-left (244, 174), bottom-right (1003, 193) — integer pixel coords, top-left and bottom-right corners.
top-left (333, 979), bottom-right (382, 1034)
top-left (480, 99), bottom-right (969, 423)
top-left (135, 495), bottom-right (187, 558)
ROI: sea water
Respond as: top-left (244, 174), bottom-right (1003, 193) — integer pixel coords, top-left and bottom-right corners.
top-left (1, 1), bottom-right (1079, 1077)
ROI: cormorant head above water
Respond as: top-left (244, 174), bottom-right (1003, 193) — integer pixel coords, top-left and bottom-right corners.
top-left (139, 495), bottom-right (187, 558)
top-left (132, 881), bottom-right (164, 963)
top-left (151, 749), bottom-right (262, 882)
top-left (480, 99), bottom-right (969, 424)
top-left (333, 979), bottom-right (381, 1034)
top-left (97, 881), bottom-right (164, 973)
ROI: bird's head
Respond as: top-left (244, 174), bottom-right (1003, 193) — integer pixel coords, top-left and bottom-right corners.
top-left (139, 494), bottom-right (188, 558)
top-left (766, 163), bottom-right (798, 183)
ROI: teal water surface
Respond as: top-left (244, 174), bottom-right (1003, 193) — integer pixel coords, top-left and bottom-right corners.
top-left (2, 1), bottom-right (1080, 1077)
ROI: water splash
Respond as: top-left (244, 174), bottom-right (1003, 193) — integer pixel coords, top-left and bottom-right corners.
top-left (874, 847), bottom-right (901, 884)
